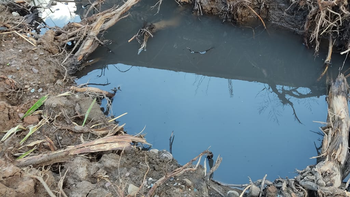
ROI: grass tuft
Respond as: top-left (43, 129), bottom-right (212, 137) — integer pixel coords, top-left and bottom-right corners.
top-left (22, 94), bottom-right (48, 119)
top-left (82, 98), bottom-right (96, 127)
top-left (16, 146), bottom-right (36, 160)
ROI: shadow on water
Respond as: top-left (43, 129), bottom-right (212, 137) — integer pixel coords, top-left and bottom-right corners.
top-left (73, 0), bottom-right (350, 183)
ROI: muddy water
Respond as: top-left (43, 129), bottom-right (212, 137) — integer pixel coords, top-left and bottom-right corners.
top-left (75, 1), bottom-right (347, 184)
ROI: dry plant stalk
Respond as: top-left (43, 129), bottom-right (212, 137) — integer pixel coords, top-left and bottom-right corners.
top-left (71, 0), bottom-right (140, 64)
top-left (15, 134), bottom-right (149, 167)
top-left (70, 86), bottom-right (115, 98)
top-left (304, 0), bottom-right (348, 54)
top-left (317, 35), bottom-right (333, 81)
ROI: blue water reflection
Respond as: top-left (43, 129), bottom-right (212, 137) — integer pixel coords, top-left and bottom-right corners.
top-left (77, 63), bottom-right (326, 183)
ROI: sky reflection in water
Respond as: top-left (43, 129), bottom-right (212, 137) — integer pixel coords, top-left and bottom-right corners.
top-left (77, 62), bottom-right (326, 184)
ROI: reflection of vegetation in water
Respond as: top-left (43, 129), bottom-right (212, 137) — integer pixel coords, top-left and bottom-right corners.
top-left (193, 76), bottom-right (233, 97)
top-left (256, 85), bottom-right (283, 124)
top-left (257, 84), bottom-right (317, 124)
top-left (193, 75), bottom-right (212, 95)
top-left (228, 79), bottom-right (233, 98)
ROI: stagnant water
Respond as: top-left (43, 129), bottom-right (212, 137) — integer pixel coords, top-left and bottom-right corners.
top-left (47, 0), bottom-right (349, 183)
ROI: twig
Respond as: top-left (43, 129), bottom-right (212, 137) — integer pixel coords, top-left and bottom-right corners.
top-left (317, 35), bottom-right (332, 81)
top-left (29, 175), bottom-right (56, 197)
top-left (259, 174), bottom-right (267, 197)
top-left (340, 49), bottom-right (349, 72)
top-left (136, 154), bottom-right (150, 195)
top-left (134, 125), bottom-right (146, 137)
top-left (0, 31), bottom-right (36, 46)
top-left (209, 183), bottom-right (225, 196)
top-left (169, 131), bottom-right (175, 154)
top-left (206, 155), bottom-right (222, 181)
top-left (58, 167), bottom-right (69, 197)
top-left (150, 0), bottom-right (163, 15)
top-left (61, 26), bottom-right (86, 65)
top-left (239, 185), bottom-right (251, 197)
top-left (345, 177), bottom-right (350, 190)
top-left (84, 0), bottom-right (102, 18)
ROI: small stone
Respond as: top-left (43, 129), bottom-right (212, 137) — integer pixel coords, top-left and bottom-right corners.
top-left (182, 178), bottom-right (193, 188)
top-left (266, 185), bottom-right (277, 197)
top-left (12, 12), bottom-right (19, 16)
top-left (55, 79), bottom-right (63, 86)
top-left (30, 89), bottom-right (35, 93)
top-left (159, 150), bottom-right (173, 161)
top-left (128, 184), bottom-right (138, 196)
top-left (227, 190), bottom-right (239, 197)
top-left (248, 184), bottom-right (260, 197)
top-left (38, 88), bottom-right (43, 93)
top-left (24, 85), bottom-right (30, 89)
top-left (32, 67), bottom-right (38, 74)
top-left (149, 149), bottom-right (159, 155)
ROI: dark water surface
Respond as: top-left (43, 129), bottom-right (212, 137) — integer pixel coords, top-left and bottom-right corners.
top-left (74, 1), bottom-right (349, 184)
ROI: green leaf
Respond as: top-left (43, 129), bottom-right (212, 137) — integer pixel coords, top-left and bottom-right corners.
top-left (82, 98), bottom-right (96, 127)
top-left (16, 146), bottom-right (36, 160)
top-left (19, 120), bottom-right (45, 145)
top-left (22, 94), bottom-right (48, 119)
top-left (1, 125), bottom-right (26, 142)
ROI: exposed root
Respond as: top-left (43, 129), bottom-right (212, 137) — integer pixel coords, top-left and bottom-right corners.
top-left (58, 167), bottom-right (69, 197)
top-left (302, 0), bottom-right (349, 54)
top-left (246, 5), bottom-right (267, 30)
top-left (317, 35), bottom-right (333, 81)
top-left (28, 174), bottom-right (56, 197)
